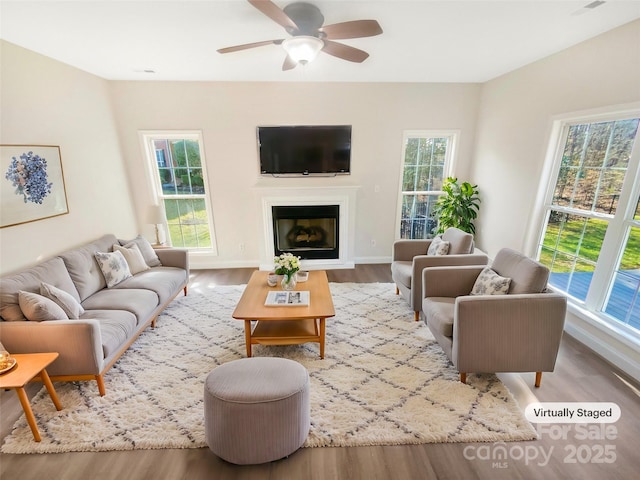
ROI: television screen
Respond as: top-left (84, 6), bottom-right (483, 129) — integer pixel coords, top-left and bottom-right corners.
top-left (258, 125), bottom-right (351, 176)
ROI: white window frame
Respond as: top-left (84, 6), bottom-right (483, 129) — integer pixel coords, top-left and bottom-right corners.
top-left (139, 130), bottom-right (218, 255)
top-left (395, 130), bottom-right (458, 240)
top-left (529, 105), bottom-right (640, 343)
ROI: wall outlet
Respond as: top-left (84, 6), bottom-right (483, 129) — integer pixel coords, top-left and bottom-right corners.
top-left (239, 243), bottom-right (245, 252)
top-left (371, 239), bottom-right (376, 247)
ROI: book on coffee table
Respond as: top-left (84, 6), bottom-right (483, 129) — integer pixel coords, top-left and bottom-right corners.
top-left (265, 291), bottom-right (310, 306)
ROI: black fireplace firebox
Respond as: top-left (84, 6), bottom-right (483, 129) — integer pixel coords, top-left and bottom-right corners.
top-left (272, 205), bottom-right (339, 260)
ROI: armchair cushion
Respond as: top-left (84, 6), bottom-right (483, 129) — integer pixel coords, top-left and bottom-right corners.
top-left (470, 267), bottom-right (511, 296)
top-left (392, 261), bottom-right (413, 288)
top-left (423, 297), bottom-right (455, 337)
top-left (492, 248), bottom-right (549, 294)
top-left (442, 228), bottom-right (474, 255)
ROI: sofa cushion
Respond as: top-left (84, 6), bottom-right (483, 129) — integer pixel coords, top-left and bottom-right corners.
top-left (491, 248), bottom-right (549, 294)
top-left (60, 234), bottom-right (118, 301)
top-left (119, 235), bottom-right (162, 267)
top-left (427, 236), bottom-right (450, 256)
top-left (422, 297), bottom-right (455, 338)
top-left (95, 251), bottom-right (132, 288)
top-left (79, 309), bottom-right (137, 358)
top-left (81, 288), bottom-right (159, 325)
top-left (18, 291), bottom-right (68, 322)
top-left (113, 243), bottom-right (150, 275)
top-left (390, 261), bottom-right (412, 288)
top-left (0, 257), bottom-right (81, 321)
top-left (442, 228), bottom-right (474, 255)
top-left (40, 282), bottom-right (85, 319)
top-left (470, 267), bottom-right (511, 295)
top-left (116, 267), bottom-right (187, 305)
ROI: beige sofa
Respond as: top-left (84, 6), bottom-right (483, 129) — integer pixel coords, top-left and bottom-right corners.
top-left (391, 227), bottom-right (489, 321)
top-left (0, 234), bottom-right (189, 395)
top-left (422, 248), bottom-right (567, 387)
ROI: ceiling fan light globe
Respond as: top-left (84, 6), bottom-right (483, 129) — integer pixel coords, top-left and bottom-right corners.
top-left (282, 36), bottom-right (324, 64)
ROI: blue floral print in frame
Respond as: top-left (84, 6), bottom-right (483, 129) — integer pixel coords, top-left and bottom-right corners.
top-left (1, 145), bottom-right (69, 228)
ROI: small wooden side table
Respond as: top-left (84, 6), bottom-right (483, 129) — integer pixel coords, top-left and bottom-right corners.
top-left (0, 352), bottom-right (62, 442)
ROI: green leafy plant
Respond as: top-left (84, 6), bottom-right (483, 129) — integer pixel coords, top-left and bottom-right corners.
top-left (433, 177), bottom-right (480, 235)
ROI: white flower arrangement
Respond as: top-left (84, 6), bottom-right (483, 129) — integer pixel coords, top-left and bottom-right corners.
top-left (273, 252), bottom-right (301, 277)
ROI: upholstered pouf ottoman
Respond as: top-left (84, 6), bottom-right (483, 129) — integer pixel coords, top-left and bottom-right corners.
top-left (204, 357), bottom-right (310, 465)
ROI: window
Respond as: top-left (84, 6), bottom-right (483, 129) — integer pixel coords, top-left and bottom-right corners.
top-left (141, 132), bottom-right (216, 251)
top-left (398, 131), bottom-right (456, 239)
top-left (537, 114), bottom-right (640, 334)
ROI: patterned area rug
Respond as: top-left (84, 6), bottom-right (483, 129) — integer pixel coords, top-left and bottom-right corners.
top-left (1, 283), bottom-right (536, 454)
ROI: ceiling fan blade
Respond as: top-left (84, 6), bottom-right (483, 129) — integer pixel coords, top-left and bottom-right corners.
top-left (320, 20), bottom-right (383, 40)
top-left (282, 55), bottom-right (297, 71)
top-left (248, 0), bottom-right (299, 31)
top-left (322, 40), bottom-right (369, 63)
top-left (217, 39), bottom-right (283, 54)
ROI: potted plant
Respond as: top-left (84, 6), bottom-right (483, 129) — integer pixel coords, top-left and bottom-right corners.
top-left (433, 177), bottom-right (480, 235)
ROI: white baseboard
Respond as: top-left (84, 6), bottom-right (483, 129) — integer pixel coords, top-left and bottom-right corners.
top-left (564, 307), bottom-right (640, 384)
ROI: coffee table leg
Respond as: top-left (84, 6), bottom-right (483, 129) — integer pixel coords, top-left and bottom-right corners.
top-left (40, 368), bottom-right (62, 411)
top-left (15, 387), bottom-right (41, 442)
top-left (319, 318), bottom-right (326, 359)
top-left (244, 320), bottom-right (252, 357)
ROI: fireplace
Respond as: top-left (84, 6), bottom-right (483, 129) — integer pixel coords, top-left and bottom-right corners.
top-left (257, 186), bottom-right (357, 270)
top-left (272, 205), bottom-right (339, 260)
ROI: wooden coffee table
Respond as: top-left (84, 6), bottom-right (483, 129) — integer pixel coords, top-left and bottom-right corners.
top-left (0, 352), bottom-right (62, 442)
top-left (232, 270), bottom-right (335, 358)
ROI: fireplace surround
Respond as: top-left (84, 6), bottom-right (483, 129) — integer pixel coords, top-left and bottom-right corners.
top-left (257, 186), bottom-right (358, 270)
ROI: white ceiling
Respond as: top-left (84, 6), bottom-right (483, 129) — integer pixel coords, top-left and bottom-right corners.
top-left (1, 0), bottom-right (639, 83)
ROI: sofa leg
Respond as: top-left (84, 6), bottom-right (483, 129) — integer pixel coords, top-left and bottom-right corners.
top-left (460, 373), bottom-right (467, 384)
top-left (184, 285), bottom-right (188, 296)
top-left (535, 372), bottom-right (542, 388)
top-left (395, 286), bottom-right (399, 295)
top-left (96, 375), bottom-right (106, 396)
top-left (414, 311), bottom-right (420, 322)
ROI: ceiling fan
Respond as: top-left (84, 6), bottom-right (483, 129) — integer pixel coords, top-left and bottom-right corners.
top-left (217, 0), bottom-right (383, 70)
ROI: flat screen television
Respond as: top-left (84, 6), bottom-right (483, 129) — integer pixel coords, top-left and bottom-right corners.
top-left (257, 125), bottom-right (351, 176)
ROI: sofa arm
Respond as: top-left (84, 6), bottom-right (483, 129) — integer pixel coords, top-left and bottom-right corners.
top-left (0, 319), bottom-right (104, 376)
top-left (155, 248), bottom-right (189, 274)
top-left (452, 293), bottom-right (567, 373)
top-left (422, 265), bottom-right (486, 298)
top-left (392, 240), bottom-right (432, 262)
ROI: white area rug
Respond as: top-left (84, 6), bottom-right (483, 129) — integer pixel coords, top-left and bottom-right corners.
top-left (1, 283), bottom-right (536, 454)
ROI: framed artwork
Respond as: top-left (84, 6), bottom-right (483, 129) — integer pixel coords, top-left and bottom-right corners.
top-left (1, 145), bottom-right (69, 228)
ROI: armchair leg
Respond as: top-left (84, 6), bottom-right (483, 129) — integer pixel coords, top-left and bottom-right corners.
top-left (414, 311), bottom-right (420, 322)
top-left (395, 286), bottom-right (399, 295)
top-left (460, 373), bottom-right (467, 384)
top-left (535, 372), bottom-right (542, 388)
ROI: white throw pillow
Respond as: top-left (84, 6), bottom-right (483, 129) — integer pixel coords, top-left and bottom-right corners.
top-left (40, 282), bottom-right (85, 319)
top-left (95, 250), bottom-right (132, 288)
top-left (119, 235), bottom-right (162, 267)
top-left (113, 243), bottom-right (150, 275)
top-left (18, 290), bottom-right (68, 321)
top-left (427, 236), bottom-right (450, 256)
top-left (470, 267), bottom-right (511, 295)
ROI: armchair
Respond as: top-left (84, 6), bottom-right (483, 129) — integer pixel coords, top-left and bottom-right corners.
top-left (391, 227), bottom-right (488, 321)
top-left (421, 248), bottom-right (567, 387)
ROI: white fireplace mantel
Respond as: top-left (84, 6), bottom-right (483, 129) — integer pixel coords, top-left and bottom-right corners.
top-left (255, 186), bottom-right (359, 270)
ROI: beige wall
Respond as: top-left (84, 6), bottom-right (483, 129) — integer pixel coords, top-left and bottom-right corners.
top-left (472, 19), bottom-right (640, 259)
top-left (0, 41), bottom-right (138, 274)
top-left (470, 19), bottom-right (640, 381)
top-left (110, 81), bottom-right (480, 268)
top-left (2, 19), bottom-right (638, 271)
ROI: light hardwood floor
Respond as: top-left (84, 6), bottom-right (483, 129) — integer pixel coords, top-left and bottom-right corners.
top-left (1, 265), bottom-right (639, 480)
